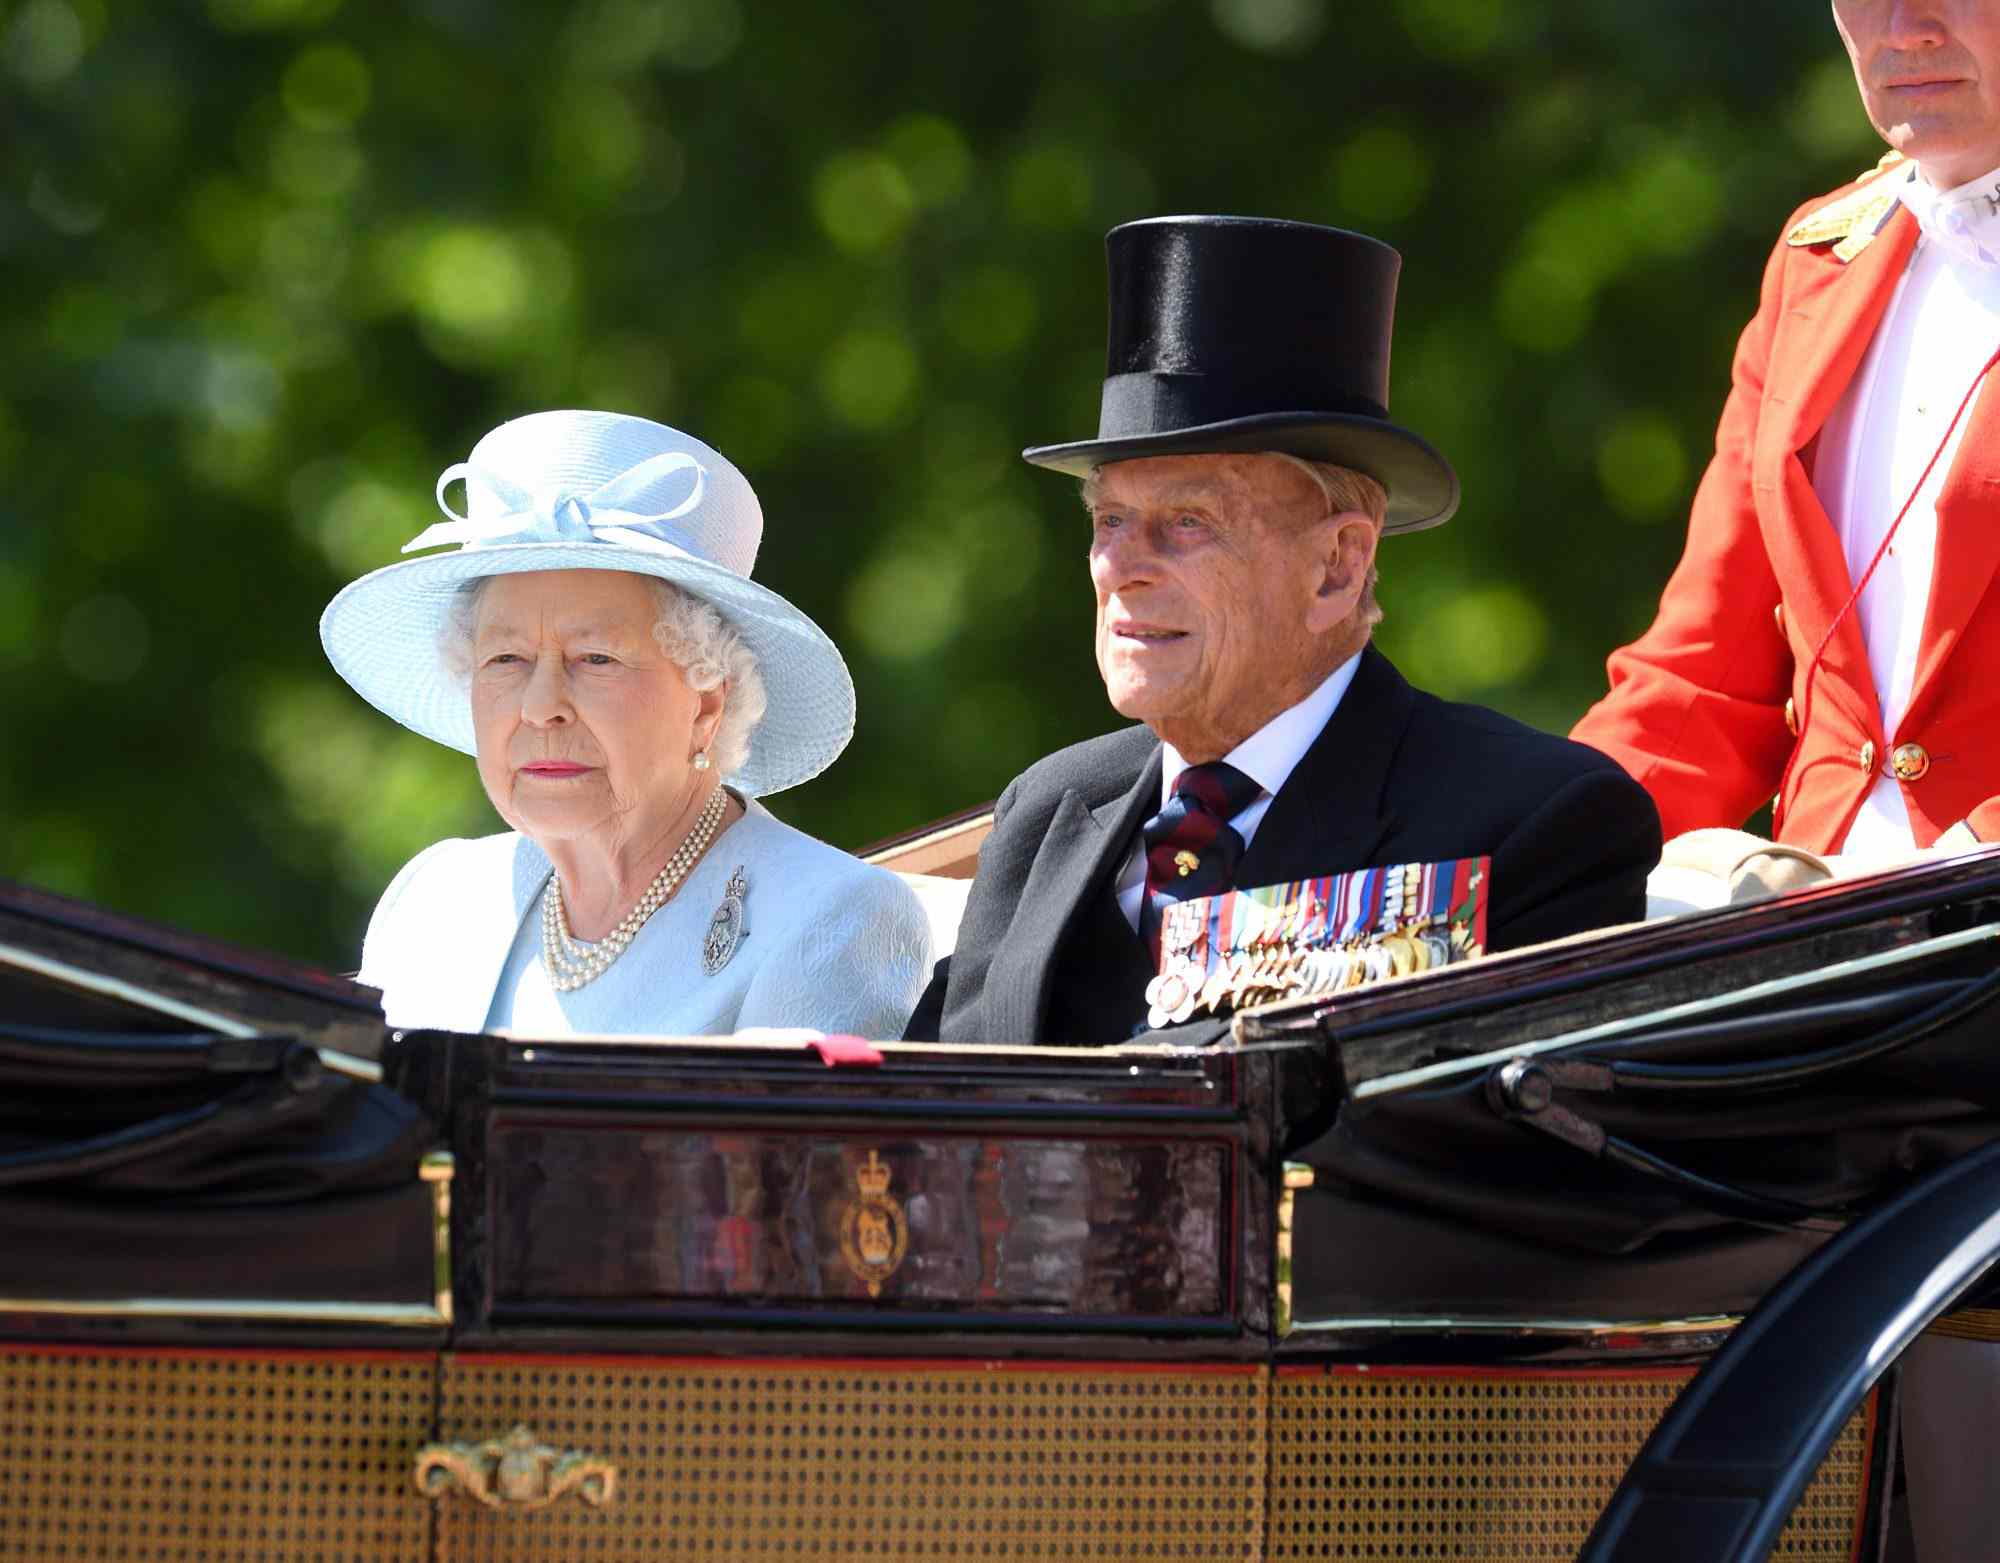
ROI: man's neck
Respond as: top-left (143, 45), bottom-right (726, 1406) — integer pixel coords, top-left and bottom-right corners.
top-left (1915, 146), bottom-right (2000, 192)
top-left (1149, 641), bottom-right (1364, 763)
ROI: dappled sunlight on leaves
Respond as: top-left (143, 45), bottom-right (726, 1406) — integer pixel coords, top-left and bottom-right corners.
top-left (884, 116), bottom-right (974, 209)
top-left (820, 327), bottom-right (921, 430)
top-left (58, 594), bottom-right (150, 685)
top-left (0, 3), bottom-right (1880, 962)
top-left (1624, 142), bottom-right (1724, 257)
top-left (384, 223), bottom-right (576, 366)
top-left (844, 539), bottom-right (967, 662)
top-left (71, 474), bottom-right (157, 566)
top-left (291, 462), bottom-right (435, 576)
top-left (0, 567), bottom-right (45, 670)
top-left (280, 43), bottom-right (370, 131)
top-left (1395, 0), bottom-right (1516, 63)
top-left (1210, 0), bottom-right (1326, 57)
top-left (267, 124), bottom-right (368, 204)
top-left (1791, 56), bottom-right (1881, 160)
top-left (1330, 125), bottom-right (1435, 225)
top-left (941, 268), bottom-right (1040, 361)
top-left (252, 679), bottom-right (495, 902)
top-left (940, 682), bottom-right (1043, 789)
top-left (1390, 584), bottom-right (1551, 697)
top-left (949, 498), bottom-right (1045, 603)
top-left (813, 152), bottom-right (917, 254)
top-left (1006, 143), bottom-right (1094, 230)
top-left (6, 0), bottom-right (92, 87)
top-left (705, 375), bottom-right (802, 471)
top-left (204, 0), bottom-right (341, 31)
top-left (1597, 413), bottom-right (1689, 524)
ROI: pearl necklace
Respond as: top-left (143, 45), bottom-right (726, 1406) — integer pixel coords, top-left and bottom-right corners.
top-left (540, 787), bottom-right (729, 992)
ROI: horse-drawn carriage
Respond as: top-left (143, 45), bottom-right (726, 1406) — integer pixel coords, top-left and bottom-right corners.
top-left (7, 824), bottom-right (2000, 1561)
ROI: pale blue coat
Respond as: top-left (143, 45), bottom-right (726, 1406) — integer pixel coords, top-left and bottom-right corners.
top-left (357, 802), bottom-right (932, 1040)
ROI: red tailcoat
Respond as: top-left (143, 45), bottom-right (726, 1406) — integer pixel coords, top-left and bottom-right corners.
top-left (1573, 154), bottom-right (2000, 853)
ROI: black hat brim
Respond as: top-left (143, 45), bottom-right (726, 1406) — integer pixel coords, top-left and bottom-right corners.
top-left (1022, 411), bottom-right (1459, 534)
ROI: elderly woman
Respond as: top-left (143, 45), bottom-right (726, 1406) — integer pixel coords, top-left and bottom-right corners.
top-left (318, 409), bottom-right (931, 1038)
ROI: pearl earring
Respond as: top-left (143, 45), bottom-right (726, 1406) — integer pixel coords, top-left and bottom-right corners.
top-left (693, 750), bottom-right (711, 772)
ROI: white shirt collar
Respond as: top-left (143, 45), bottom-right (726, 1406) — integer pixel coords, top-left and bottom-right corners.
top-left (1898, 158), bottom-right (2000, 270)
top-left (1158, 651), bottom-right (1362, 810)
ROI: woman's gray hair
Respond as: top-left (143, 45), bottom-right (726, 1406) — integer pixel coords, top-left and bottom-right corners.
top-left (441, 573), bottom-right (768, 775)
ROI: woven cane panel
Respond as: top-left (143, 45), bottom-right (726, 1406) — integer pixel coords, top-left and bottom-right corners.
top-left (0, 1347), bottom-right (434, 1563)
top-left (436, 1357), bottom-right (1270, 1561)
top-left (1267, 1369), bottom-right (1870, 1561)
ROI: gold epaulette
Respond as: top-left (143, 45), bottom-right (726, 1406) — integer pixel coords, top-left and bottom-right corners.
top-left (1785, 151), bottom-right (1910, 261)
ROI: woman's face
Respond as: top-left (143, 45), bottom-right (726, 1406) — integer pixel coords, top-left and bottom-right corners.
top-left (468, 570), bottom-right (722, 853)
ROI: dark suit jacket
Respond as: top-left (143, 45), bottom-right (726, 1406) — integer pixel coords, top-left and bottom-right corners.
top-left (905, 646), bottom-right (1662, 1045)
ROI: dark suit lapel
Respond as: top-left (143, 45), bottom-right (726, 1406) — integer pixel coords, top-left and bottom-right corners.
top-left (1239, 646), bottom-right (1411, 885)
top-left (986, 750), bottom-right (1161, 1042)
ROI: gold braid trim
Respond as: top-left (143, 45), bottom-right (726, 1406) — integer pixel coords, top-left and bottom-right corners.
top-left (1785, 151), bottom-right (1909, 262)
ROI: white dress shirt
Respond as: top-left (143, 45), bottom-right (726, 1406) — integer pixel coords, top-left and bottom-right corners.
top-left (1814, 161), bottom-right (2000, 854)
top-left (1114, 652), bottom-right (1362, 929)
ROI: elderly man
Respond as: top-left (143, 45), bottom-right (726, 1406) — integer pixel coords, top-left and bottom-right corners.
top-left (1570, 7), bottom-right (2000, 1556)
top-left (905, 215), bottom-right (1661, 1047)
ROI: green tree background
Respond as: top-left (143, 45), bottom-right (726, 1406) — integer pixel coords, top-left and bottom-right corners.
top-left (0, 0), bottom-right (1880, 969)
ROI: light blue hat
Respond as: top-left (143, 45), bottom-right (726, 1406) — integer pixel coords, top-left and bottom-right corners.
top-left (318, 409), bottom-right (855, 797)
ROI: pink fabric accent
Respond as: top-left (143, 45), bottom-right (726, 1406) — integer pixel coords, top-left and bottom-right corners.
top-left (810, 1034), bottom-right (884, 1068)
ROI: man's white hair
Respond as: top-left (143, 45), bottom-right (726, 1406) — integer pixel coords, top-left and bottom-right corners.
top-left (1271, 455), bottom-right (1385, 633)
top-left (442, 574), bottom-right (769, 775)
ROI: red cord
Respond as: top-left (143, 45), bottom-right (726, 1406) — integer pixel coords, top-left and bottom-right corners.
top-left (1776, 340), bottom-right (2000, 824)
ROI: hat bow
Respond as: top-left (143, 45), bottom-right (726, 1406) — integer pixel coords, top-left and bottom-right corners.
top-left (402, 451), bottom-right (710, 557)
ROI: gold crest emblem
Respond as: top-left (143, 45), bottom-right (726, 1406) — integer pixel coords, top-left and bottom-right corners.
top-left (838, 1150), bottom-right (909, 1296)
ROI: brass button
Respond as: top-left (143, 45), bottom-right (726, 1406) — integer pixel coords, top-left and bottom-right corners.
top-left (1784, 697), bottom-right (1798, 736)
top-left (1891, 742), bottom-right (1930, 782)
top-left (1859, 740), bottom-right (1876, 774)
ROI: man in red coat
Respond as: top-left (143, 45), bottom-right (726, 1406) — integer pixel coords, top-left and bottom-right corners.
top-left (1574, 3), bottom-right (2000, 858)
top-left (1572, 5), bottom-right (2000, 1555)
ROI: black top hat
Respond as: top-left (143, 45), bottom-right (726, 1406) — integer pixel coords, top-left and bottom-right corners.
top-left (1023, 216), bottom-right (1458, 533)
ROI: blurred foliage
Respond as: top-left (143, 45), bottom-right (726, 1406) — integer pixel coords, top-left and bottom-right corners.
top-left (0, 0), bottom-right (1881, 967)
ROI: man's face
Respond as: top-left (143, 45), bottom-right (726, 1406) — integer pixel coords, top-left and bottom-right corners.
top-left (1835, 1), bottom-right (2000, 188)
top-left (1086, 453), bottom-right (1377, 760)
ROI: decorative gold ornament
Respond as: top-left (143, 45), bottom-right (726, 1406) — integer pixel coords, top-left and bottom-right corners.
top-left (412, 1425), bottom-right (617, 1511)
top-left (1785, 150), bottom-right (1908, 262)
top-left (838, 1150), bottom-right (909, 1297)
top-left (1173, 849), bottom-right (1200, 878)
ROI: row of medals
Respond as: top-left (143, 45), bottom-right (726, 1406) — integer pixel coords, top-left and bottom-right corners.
top-left (1144, 916), bottom-right (1478, 1031)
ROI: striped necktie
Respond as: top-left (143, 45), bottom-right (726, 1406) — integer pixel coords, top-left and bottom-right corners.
top-left (1139, 760), bottom-right (1261, 959)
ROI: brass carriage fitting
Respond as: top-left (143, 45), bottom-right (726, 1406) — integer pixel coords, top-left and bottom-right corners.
top-left (412, 1426), bottom-right (617, 1511)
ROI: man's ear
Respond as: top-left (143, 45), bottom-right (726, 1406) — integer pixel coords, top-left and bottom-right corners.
top-left (1303, 511), bottom-right (1379, 635)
